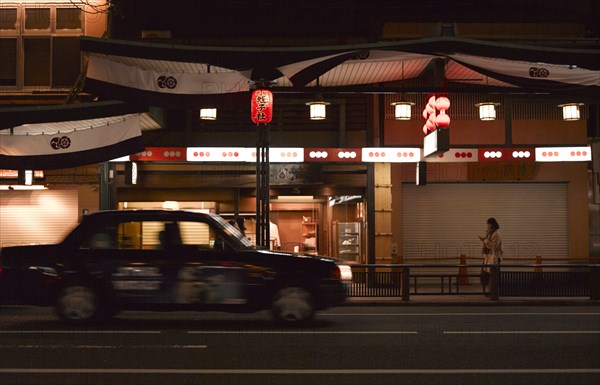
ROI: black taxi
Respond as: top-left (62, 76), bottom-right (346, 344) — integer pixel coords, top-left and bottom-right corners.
top-left (0, 210), bottom-right (352, 324)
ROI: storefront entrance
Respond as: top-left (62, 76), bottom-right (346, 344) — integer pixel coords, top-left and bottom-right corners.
top-left (116, 194), bottom-right (366, 262)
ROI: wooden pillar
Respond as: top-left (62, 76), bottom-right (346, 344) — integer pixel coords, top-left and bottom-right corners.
top-left (374, 162), bottom-right (392, 264)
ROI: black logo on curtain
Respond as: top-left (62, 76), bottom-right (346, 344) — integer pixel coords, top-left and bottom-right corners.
top-left (157, 76), bottom-right (178, 89)
top-left (50, 136), bottom-right (71, 150)
top-left (529, 67), bottom-right (550, 78)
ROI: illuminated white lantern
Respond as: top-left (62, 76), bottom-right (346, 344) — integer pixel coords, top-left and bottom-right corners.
top-left (476, 102), bottom-right (499, 121)
top-left (199, 108), bottom-right (217, 120)
top-left (391, 101), bottom-right (415, 120)
top-left (558, 103), bottom-right (583, 121)
top-left (306, 101), bottom-right (330, 120)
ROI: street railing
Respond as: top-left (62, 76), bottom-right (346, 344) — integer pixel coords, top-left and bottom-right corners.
top-left (347, 263), bottom-right (600, 301)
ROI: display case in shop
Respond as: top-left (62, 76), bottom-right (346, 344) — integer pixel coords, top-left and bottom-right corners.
top-left (301, 221), bottom-right (318, 255)
top-left (336, 222), bottom-right (361, 262)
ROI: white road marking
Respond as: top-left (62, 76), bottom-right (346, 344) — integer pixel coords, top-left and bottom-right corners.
top-left (0, 344), bottom-right (207, 349)
top-left (0, 330), bottom-right (161, 334)
top-left (326, 312), bottom-right (600, 316)
top-left (444, 330), bottom-right (600, 335)
top-left (187, 330), bottom-right (418, 334)
top-left (0, 368), bottom-right (598, 375)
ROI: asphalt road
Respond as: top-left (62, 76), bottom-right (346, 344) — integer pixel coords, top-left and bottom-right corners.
top-left (0, 305), bottom-right (599, 385)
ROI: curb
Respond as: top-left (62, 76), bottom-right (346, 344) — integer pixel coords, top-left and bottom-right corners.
top-left (345, 297), bottom-right (600, 307)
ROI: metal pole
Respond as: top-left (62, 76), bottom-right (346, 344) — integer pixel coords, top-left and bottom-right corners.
top-left (255, 124), bottom-right (270, 248)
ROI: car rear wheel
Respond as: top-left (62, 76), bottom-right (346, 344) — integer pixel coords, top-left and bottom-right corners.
top-left (56, 285), bottom-right (101, 325)
top-left (272, 286), bottom-right (315, 324)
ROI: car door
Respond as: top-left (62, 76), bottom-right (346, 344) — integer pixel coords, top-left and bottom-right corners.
top-left (171, 219), bottom-right (248, 307)
top-left (78, 219), bottom-right (175, 305)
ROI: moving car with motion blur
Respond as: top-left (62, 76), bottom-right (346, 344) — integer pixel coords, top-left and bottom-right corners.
top-left (0, 210), bottom-right (352, 324)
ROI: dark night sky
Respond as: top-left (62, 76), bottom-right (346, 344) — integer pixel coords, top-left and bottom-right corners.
top-left (108, 0), bottom-right (599, 40)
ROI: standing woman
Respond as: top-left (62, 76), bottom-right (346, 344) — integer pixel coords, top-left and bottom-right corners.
top-left (479, 217), bottom-right (503, 287)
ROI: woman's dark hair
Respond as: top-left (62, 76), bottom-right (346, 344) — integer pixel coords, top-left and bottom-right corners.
top-left (487, 217), bottom-right (500, 230)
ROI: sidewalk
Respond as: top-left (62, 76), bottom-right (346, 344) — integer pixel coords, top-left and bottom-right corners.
top-left (346, 295), bottom-right (600, 306)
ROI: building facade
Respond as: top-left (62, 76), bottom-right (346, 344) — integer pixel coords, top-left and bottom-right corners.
top-left (1, 0), bottom-right (598, 265)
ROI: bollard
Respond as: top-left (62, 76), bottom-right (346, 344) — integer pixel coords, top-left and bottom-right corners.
top-left (458, 254), bottom-right (470, 285)
top-left (402, 267), bottom-right (410, 302)
top-left (489, 265), bottom-right (500, 301)
top-left (535, 255), bottom-right (542, 273)
top-left (591, 265), bottom-right (600, 301)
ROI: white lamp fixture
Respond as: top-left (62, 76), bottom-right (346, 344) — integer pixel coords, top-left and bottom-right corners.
top-left (475, 102), bottom-right (499, 121)
top-left (391, 101), bottom-right (415, 120)
top-left (24, 170), bottom-right (33, 186)
top-left (131, 162), bottom-right (138, 185)
top-left (199, 108), bottom-right (217, 120)
top-left (558, 103), bottom-right (583, 121)
top-left (306, 101), bottom-right (330, 120)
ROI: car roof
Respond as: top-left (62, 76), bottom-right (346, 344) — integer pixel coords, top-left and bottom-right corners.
top-left (83, 209), bottom-right (217, 221)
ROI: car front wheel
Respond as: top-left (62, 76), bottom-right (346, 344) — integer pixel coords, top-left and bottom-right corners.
top-left (56, 285), bottom-right (101, 325)
top-left (272, 286), bottom-right (315, 324)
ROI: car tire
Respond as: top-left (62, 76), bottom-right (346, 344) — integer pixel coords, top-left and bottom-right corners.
top-left (56, 285), bottom-right (102, 325)
top-left (271, 286), bottom-right (315, 324)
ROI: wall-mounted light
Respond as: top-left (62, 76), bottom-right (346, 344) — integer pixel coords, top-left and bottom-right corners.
top-left (199, 108), bottom-right (217, 120)
top-left (17, 169), bottom-right (33, 185)
top-left (24, 170), bottom-right (33, 185)
top-left (125, 162), bottom-right (138, 185)
top-left (475, 102), bottom-right (500, 121)
top-left (391, 101), bottom-right (415, 120)
top-left (306, 101), bottom-right (330, 120)
top-left (558, 103), bottom-right (583, 121)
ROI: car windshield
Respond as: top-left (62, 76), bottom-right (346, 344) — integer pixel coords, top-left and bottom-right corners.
top-left (212, 214), bottom-right (255, 249)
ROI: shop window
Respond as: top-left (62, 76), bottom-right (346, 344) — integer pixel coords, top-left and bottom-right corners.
top-left (0, 38), bottom-right (17, 86)
top-left (25, 8), bottom-right (50, 30)
top-left (52, 36), bottom-right (80, 86)
top-left (24, 37), bottom-right (51, 86)
top-left (0, 8), bottom-right (17, 30)
top-left (0, 4), bottom-right (83, 90)
top-left (56, 8), bottom-right (82, 30)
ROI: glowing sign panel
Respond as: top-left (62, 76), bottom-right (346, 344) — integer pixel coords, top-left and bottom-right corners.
top-left (187, 147), bottom-right (248, 162)
top-left (305, 148), bottom-right (361, 162)
top-left (362, 148), bottom-right (420, 163)
top-left (130, 147), bottom-right (186, 161)
top-left (427, 148), bottom-right (478, 163)
top-left (535, 147), bottom-right (591, 162)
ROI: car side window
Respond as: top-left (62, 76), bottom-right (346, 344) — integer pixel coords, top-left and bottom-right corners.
top-left (139, 220), bottom-right (217, 250)
top-left (88, 231), bottom-right (116, 249)
top-left (80, 219), bottom-right (226, 251)
top-left (80, 224), bottom-right (119, 249)
top-left (178, 221), bottom-right (218, 249)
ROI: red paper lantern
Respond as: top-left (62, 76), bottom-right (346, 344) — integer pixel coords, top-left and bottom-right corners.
top-left (435, 113), bottom-right (450, 127)
top-left (435, 97), bottom-right (450, 111)
top-left (428, 96), bottom-right (436, 108)
top-left (426, 118), bottom-right (436, 131)
top-left (251, 89), bottom-right (273, 124)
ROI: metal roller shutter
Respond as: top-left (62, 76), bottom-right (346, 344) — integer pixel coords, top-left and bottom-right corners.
top-left (0, 189), bottom-right (78, 248)
top-left (402, 183), bottom-right (568, 260)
